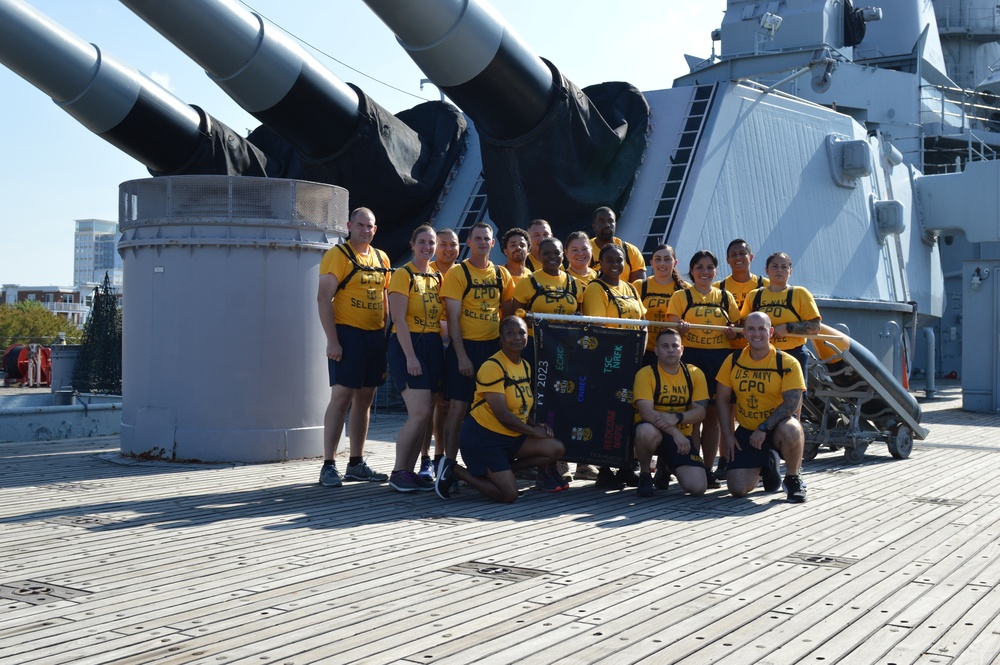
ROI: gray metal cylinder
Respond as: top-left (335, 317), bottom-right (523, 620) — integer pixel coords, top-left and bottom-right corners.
top-left (117, 176), bottom-right (347, 462)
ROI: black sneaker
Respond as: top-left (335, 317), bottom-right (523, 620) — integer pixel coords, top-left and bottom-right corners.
top-left (616, 463), bottom-right (641, 488)
top-left (653, 467), bottom-right (671, 490)
top-left (761, 449), bottom-right (781, 492)
top-left (594, 466), bottom-right (624, 489)
top-left (435, 457), bottom-right (458, 499)
top-left (637, 472), bottom-right (655, 498)
top-left (705, 466), bottom-right (721, 490)
top-left (713, 459), bottom-right (728, 481)
top-left (784, 474), bottom-right (807, 503)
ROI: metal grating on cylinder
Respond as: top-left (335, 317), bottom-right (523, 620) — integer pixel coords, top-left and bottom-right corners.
top-left (119, 175), bottom-right (348, 232)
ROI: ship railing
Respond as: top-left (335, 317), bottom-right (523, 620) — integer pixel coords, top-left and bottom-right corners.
top-left (921, 83), bottom-right (1000, 136)
top-left (936, 5), bottom-right (1000, 33)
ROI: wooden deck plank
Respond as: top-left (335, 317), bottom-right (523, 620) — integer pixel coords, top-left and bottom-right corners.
top-left (3, 385), bottom-right (1000, 664)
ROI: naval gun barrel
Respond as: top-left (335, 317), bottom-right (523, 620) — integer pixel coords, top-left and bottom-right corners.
top-left (361, 0), bottom-right (556, 141)
top-left (0, 0), bottom-right (230, 175)
top-left (362, 0), bottom-right (649, 235)
top-left (119, 0), bottom-right (360, 162)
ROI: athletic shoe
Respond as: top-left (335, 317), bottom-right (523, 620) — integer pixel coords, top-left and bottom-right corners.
top-left (637, 472), bottom-right (655, 498)
top-left (435, 457), bottom-right (458, 499)
top-left (616, 463), bottom-right (641, 488)
top-left (389, 470), bottom-right (424, 493)
top-left (594, 466), bottom-right (625, 490)
top-left (535, 466), bottom-right (562, 493)
top-left (653, 467), bottom-right (670, 490)
top-left (319, 463), bottom-right (342, 487)
top-left (414, 472), bottom-right (435, 491)
top-left (574, 464), bottom-right (600, 481)
top-left (713, 459), bottom-right (729, 481)
top-left (784, 475), bottom-right (807, 503)
top-left (554, 465), bottom-right (570, 491)
top-left (344, 460), bottom-right (389, 482)
top-left (705, 467), bottom-right (722, 490)
top-left (417, 458), bottom-right (435, 482)
top-left (761, 449), bottom-right (782, 492)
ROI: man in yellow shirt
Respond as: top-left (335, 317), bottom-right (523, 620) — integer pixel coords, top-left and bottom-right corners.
top-left (438, 222), bottom-right (514, 480)
top-left (632, 328), bottom-right (709, 498)
top-left (525, 219), bottom-right (554, 272)
top-left (715, 312), bottom-right (807, 503)
top-left (316, 208), bottom-right (391, 487)
top-left (588, 207), bottom-right (646, 282)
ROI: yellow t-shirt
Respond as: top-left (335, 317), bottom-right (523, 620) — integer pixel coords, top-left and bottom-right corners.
top-left (714, 274), bottom-right (769, 349)
top-left (513, 270), bottom-right (580, 327)
top-left (588, 237), bottom-right (646, 276)
top-left (716, 347), bottom-right (806, 430)
top-left (634, 277), bottom-right (686, 351)
top-left (741, 286), bottom-right (821, 350)
top-left (569, 267), bottom-right (599, 291)
top-left (318, 242), bottom-right (391, 331)
top-left (429, 260), bottom-right (455, 276)
top-left (439, 261), bottom-right (514, 341)
top-left (470, 352), bottom-right (533, 437)
top-left (582, 279), bottom-right (646, 326)
top-left (387, 262), bottom-right (444, 335)
top-left (666, 287), bottom-right (741, 349)
top-left (632, 363), bottom-right (708, 435)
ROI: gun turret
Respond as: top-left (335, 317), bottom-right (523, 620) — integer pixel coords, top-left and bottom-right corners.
top-left (119, 0), bottom-right (468, 257)
top-left (362, 0), bottom-right (650, 234)
top-left (0, 0), bottom-right (268, 177)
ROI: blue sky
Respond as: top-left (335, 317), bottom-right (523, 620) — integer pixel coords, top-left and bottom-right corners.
top-left (0, 0), bottom-right (724, 286)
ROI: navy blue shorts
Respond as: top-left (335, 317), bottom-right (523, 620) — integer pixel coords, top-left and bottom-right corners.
top-left (444, 338), bottom-right (500, 402)
top-left (785, 345), bottom-right (809, 381)
top-left (460, 417), bottom-right (525, 477)
top-left (653, 431), bottom-right (705, 471)
top-left (328, 325), bottom-right (386, 389)
top-left (387, 332), bottom-right (445, 393)
top-left (728, 425), bottom-right (784, 470)
top-left (682, 347), bottom-right (730, 401)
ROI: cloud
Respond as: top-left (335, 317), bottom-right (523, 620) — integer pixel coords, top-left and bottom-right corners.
top-left (149, 71), bottom-right (173, 91)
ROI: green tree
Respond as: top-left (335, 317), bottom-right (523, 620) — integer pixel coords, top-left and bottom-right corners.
top-left (72, 273), bottom-right (122, 394)
top-left (0, 301), bottom-right (83, 350)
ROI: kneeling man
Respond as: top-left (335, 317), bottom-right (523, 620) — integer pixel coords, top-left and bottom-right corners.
top-left (715, 311), bottom-right (807, 502)
top-left (633, 328), bottom-right (709, 497)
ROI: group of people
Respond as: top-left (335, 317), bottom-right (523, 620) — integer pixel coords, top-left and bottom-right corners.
top-left (317, 206), bottom-right (819, 506)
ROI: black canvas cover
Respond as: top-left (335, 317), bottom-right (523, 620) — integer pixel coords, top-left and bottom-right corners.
top-left (478, 61), bottom-right (650, 237)
top-left (247, 90), bottom-right (468, 259)
top-left (155, 108), bottom-right (270, 178)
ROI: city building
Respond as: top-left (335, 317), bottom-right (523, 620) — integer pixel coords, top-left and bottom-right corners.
top-left (74, 219), bottom-right (122, 288)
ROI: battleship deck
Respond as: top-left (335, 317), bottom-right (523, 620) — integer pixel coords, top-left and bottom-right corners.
top-left (1, 383), bottom-right (998, 664)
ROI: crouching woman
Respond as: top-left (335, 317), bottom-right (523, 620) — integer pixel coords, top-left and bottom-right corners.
top-left (435, 316), bottom-right (565, 503)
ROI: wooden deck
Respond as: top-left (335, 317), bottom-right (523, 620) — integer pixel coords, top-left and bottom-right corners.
top-left (2, 383), bottom-right (999, 664)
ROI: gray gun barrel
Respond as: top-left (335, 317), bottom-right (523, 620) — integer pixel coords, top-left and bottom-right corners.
top-left (361, 0), bottom-right (556, 140)
top-left (0, 0), bottom-right (212, 175)
top-left (119, 0), bottom-right (360, 162)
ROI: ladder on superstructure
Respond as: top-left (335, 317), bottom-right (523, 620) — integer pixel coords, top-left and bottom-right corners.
top-left (640, 84), bottom-right (718, 256)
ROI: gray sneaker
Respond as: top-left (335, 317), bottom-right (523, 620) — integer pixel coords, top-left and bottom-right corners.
top-left (319, 463), bottom-right (342, 487)
top-left (389, 470), bottom-right (423, 492)
top-left (344, 460), bottom-right (388, 482)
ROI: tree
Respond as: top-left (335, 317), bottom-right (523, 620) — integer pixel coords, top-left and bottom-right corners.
top-left (72, 273), bottom-right (122, 394)
top-left (0, 301), bottom-right (83, 350)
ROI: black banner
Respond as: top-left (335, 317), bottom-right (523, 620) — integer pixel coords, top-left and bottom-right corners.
top-left (533, 320), bottom-right (645, 467)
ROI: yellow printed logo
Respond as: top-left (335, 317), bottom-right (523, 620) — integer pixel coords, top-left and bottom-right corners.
top-left (616, 388), bottom-right (634, 403)
top-left (571, 427), bottom-right (593, 441)
top-left (553, 379), bottom-right (576, 394)
top-left (577, 336), bottom-right (599, 350)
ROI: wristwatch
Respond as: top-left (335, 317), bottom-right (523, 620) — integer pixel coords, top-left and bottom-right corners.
top-left (757, 423), bottom-right (768, 432)
top-left (675, 411), bottom-right (685, 425)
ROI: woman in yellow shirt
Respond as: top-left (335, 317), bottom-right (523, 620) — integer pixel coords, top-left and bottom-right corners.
top-left (634, 244), bottom-right (688, 366)
top-left (566, 230), bottom-right (599, 289)
top-left (435, 316), bottom-right (566, 503)
top-left (386, 225), bottom-right (445, 492)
